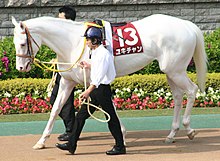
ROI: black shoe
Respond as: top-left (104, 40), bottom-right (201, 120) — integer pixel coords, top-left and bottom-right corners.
top-left (55, 142), bottom-right (76, 154)
top-left (106, 146), bottom-right (126, 155)
top-left (58, 133), bottom-right (69, 141)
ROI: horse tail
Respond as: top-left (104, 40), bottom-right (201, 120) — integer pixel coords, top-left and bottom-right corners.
top-left (190, 23), bottom-right (208, 92)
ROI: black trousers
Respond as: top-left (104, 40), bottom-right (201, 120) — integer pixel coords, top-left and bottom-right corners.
top-left (50, 73), bottom-right (75, 134)
top-left (69, 84), bottom-right (124, 148)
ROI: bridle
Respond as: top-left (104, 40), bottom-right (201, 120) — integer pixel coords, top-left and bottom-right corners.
top-left (15, 23), bottom-right (40, 64)
top-left (14, 21), bottom-right (102, 72)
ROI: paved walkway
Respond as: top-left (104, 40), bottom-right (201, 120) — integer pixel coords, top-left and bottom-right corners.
top-left (0, 114), bottom-right (220, 161)
top-left (0, 114), bottom-right (220, 136)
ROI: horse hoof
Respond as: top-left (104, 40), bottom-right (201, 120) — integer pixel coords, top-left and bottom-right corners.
top-left (165, 137), bottom-right (176, 144)
top-left (187, 130), bottom-right (198, 140)
top-left (32, 143), bottom-right (45, 150)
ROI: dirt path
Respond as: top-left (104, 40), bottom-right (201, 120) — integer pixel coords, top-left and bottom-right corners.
top-left (1, 129), bottom-right (220, 161)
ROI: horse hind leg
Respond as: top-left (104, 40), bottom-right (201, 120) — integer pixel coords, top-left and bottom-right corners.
top-left (167, 72), bottom-right (198, 141)
top-left (182, 77), bottom-right (198, 140)
top-left (165, 76), bottom-right (184, 143)
top-left (113, 103), bottom-right (127, 145)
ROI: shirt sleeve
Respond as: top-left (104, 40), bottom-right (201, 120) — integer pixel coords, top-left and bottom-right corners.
top-left (90, 53), bottom-right (109, 88)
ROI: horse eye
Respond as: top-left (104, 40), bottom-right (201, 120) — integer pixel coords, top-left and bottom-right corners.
top-left (20, 44), bottom-right (25, 47)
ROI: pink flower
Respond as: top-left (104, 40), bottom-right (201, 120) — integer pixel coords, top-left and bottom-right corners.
top-left (126, 98), bottom-right (131, 103)
top-left (1, 56), bottom-right (9, 72)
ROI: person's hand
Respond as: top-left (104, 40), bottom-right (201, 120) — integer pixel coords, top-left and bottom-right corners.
top-left (79, 90), bottom-right (90, 104)
top-left (78, 61), bottom-right (91, 69)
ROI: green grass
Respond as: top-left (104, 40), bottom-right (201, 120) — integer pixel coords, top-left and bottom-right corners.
top-left (0, 107), bottom-right (220, 122)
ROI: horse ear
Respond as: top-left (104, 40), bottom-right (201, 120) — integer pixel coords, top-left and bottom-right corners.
top-left (11, 16), bottom-right (18, 27)
top-left (19, 21), bottom-right (24, 30)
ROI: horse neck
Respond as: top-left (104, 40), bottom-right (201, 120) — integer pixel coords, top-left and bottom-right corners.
top-left (25, 17), bottom-right (86, 62)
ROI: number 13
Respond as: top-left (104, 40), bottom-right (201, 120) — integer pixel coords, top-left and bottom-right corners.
top-left (117, 27), bottom-right (138, 47)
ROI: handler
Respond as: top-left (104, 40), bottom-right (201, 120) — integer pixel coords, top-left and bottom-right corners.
top-left (50, 5), bottom-right (76, 141)
top-left (56, 26), bottom-right (126, 155)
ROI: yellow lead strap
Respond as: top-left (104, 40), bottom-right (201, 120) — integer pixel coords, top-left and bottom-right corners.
top-left (33, 38), bottom-right (86, 73)
top-left (80, 67), bottom-right (110, 123)
top-left (34, 21), bottom-right (105, 73)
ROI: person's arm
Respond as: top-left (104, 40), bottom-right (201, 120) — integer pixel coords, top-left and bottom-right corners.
top-left (79, 84), bottom-right (96, 103)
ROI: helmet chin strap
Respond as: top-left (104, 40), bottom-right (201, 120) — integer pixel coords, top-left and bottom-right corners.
top-left (90, 44), bottom-right (99, 50)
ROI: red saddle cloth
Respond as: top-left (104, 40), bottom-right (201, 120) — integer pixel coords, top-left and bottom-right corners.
top-left (112, 23), bottom-right (143, 56)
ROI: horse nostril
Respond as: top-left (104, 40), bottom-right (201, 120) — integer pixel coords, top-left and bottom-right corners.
top-left (20, 67), bottom-right (23, 70)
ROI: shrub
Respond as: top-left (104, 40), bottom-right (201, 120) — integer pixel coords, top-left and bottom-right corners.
top-left (204, 29), bottom-right (220, 72)
top-left (0, 73), bottom-right (219, 114)
top-left (0, 73), bottom-right (219, 99)
top-left (0, 78), bottom-right (51, 99)
top-left (0, 37), bottom-right (56, 80)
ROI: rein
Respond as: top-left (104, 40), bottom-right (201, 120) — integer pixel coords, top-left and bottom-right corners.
top-left (17, 22), bottom-right (110, 122)
top-left (33, 37), bottom-right (86, 72)
top-left (80, 68), bottom-right (110, 123)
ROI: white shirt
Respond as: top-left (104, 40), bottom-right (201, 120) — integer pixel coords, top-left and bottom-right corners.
top-left (90, 44), bottom-right (116, 88)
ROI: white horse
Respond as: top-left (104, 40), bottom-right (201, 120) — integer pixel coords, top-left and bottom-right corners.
top-left (12, 14), bottom-right (207, 149)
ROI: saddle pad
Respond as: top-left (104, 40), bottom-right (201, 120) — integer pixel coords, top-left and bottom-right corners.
top-left (112, 23), bottom-right (143, 56)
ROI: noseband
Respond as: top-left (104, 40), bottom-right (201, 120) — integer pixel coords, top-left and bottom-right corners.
top-left (15, 24), bottom-right (40, 63)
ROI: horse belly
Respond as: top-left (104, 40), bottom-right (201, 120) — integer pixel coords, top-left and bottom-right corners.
top-left (115, 51), bottom-right (154, 77)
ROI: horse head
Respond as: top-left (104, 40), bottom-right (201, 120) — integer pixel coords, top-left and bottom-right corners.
top-left (12, 16), bottom-right (42, 72)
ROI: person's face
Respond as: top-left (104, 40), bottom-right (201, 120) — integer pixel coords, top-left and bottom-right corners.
top-left (58, 12), bottom-right (66, 19)
top-left (86, 38), bottom-right (93, 49)
top-left (86, 38), bottom-right (98, 50)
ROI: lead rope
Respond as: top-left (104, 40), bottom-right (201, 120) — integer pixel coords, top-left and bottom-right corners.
top-left (79, 67), bottom-right (110, 123)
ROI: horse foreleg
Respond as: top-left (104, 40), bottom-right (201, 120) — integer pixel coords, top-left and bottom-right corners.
top-left (33, 78), bottom-right (76, 150)
top-left (165, 76), bottom-right (183, 143)
top-left (33, 103), bottom-right (63, 149)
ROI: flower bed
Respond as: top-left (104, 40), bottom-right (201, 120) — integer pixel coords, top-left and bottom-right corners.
top-left (0, 95), bottom-right (52, 114)
top-left (1, 87), bottom-right (219, 115)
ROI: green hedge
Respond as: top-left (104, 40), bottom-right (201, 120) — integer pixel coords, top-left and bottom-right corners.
top-left (0, 73), bottom-right (219, 98)
top-left (0, 28), bottom-right (220, 80)
top-left (0, 78), bottom-right (51, 98)
top-left (112, 73), bottom-right (220, 92)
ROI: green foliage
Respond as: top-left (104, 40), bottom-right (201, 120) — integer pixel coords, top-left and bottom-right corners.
top-left (204, 29), bottom-right (220, 73)
top-left (112, 74), bottom-right (169, 93)
top-left (0, 37), bottom-right (56, 80)
top-left (0, 78), bottom-right (51, 98)
top-left (0, 37), bottom-right (19, 79)
top-left (112, 73), bottom-right (220, 93)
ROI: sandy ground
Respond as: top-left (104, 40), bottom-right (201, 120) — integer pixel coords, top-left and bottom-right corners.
top-left (0, 129), bottom-right (220, 161)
